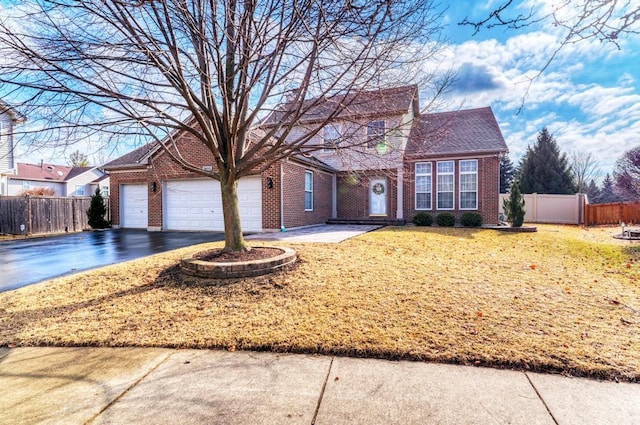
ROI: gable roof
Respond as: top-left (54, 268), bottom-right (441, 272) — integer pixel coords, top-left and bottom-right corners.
top-left (262, 85), bottom-right (419, 126)
top-left (13, 162), bottom-right (95, 182)
top-left (0, 101), bottom-right (26, 123)
top-left (102, 142), bottom-right (156, 170)
top-left (406, 107), bottom-right (508, 156)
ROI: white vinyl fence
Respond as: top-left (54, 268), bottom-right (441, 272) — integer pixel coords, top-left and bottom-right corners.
top-left (499, 193), bottom-right (585, 224)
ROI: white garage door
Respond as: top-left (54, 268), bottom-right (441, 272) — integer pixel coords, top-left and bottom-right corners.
top-left (164, 177), bottom-right (262, 232)
top-left (120, 184), bottom-right (148, 229)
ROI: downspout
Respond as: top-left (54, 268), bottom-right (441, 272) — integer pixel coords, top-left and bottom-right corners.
top-left (280, 161), bottom-right (285, 231)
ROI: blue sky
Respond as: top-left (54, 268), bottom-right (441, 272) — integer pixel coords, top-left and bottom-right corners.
top-left (8, 1), bottom-right (639, 181)
top-left (435, 0), bottom-right (640, 180)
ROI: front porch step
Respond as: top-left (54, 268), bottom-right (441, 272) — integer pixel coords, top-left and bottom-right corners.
top-left (326, 218), bottom-right (406, 226)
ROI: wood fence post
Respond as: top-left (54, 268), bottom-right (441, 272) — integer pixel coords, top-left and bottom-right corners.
top-left (72, 197), bottom-right (78, 231)
top-left (26, 195), bottom-right (32, 234)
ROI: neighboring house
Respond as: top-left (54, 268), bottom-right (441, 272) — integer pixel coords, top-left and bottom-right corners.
top-left (105, 86), bottom-right (507, 232)
top-left (0, 101), bottom-right (26, 194)
top-left (2, 162), bottom-right (110, 197)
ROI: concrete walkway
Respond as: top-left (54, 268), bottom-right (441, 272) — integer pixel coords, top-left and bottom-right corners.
top-left (245, 224), bottom-right (381, 243)
top-left (1, 347), bottom-right (638, 425)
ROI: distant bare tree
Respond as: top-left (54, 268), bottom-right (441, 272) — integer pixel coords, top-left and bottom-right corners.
top-left (570, 151), bottom-right (599, 194)
top-left (614, 146), bottom-right (640, 200)
top-left (0, 0), bottom-right (450, 251)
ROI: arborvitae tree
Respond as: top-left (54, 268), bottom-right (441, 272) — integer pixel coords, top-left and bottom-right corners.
top-left (499, 153), bottom-right (515, 193)
top-left (503, 179), bottom-right (525, 227)
top-left (87, 188), bottom-right (109, 229)
top-left (585, 179), bottom-right (602, 203)
top-left (518, 128), bottom-right (576, 194)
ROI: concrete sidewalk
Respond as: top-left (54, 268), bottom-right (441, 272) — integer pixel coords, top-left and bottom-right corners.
top-left (1, 347), bottom-right (638, 424)
top-left (245, 224), bottom-right (381, 243)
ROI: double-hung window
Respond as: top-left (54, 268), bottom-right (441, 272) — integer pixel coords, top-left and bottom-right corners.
top-left (459, 160), bottom-right (478, 209)
top-left (76, 185), bottom-right (85, 196)
top-left (415, 162), bottom-right (432, 210)
top-left (323, 124), bottom-right (340, 152)
top-left (437, 161), bottom-right (454, 210)
top-left (366, 120), bottom-right (385, 149)
top-left (304, 171), bottom-right (313, 211)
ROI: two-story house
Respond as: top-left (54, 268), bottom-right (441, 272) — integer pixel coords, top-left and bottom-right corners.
top-left (105, 85), bottom-right (507, 231)
top-left (3, 162), bottom-right (110, 197)
top-left (0, 101), bottom-right (26, 195)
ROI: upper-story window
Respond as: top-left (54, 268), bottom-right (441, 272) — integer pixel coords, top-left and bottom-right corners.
top-left (459, 159), bottom-right (478, 209)
top-left (101, 185), bottom-right (109, 197)
top-left (323, 124), bottom-right (340, 152)
top-left (366, 120), bottom-right (385, 149)
top-left (76, 185), bottom-right (85, 196)
top-left (437, 161), bottom-right (454, 210)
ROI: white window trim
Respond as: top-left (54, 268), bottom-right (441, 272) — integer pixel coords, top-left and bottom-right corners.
top-left (415, 162), bottom-right (432, 210)
top-left (366, 120), bottom-right (385, 149)
top-left (436, 160), bottom-right (455, 210)
top-left (459, 159), bottom-right (478, 210)
top-left (304, 170), bottom-right (313, 211)
top-left (76, 185), bottom-right (85, 196)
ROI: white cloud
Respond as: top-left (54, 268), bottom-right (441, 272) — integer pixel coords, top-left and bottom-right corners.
top-left (432, 20), bottom-right (640, 179)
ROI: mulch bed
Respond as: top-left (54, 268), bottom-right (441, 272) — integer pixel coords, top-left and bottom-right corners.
top-left (194, 247), bottom-right (283, 262)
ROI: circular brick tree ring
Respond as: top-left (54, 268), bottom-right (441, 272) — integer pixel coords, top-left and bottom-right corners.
top-left (180, 246), bottom-right (297, 278)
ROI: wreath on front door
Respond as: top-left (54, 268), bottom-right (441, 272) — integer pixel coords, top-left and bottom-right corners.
top-left (372, 182), bottom-right (385, 195)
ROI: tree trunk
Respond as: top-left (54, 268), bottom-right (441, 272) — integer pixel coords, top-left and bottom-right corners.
top-left (220, 175), bottom-right (249, 252)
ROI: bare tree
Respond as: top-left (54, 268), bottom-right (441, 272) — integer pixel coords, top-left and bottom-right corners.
top-left (614, 145), bottom-right (640, 200)
top-left (460, 1), bottom-right (640, 111)
top-left (570, 151), bottom-right (599, 194)
top-left (0, 0), bottom-right (450, 251)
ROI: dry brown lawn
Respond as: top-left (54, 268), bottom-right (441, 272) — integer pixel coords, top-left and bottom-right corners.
top-left (1, 225), bottom-right (639, 381)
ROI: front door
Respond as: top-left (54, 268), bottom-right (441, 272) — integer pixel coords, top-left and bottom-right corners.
top-left (369, 178), bottom-right (387, 216)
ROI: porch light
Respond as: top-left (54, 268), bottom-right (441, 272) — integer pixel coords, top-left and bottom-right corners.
top-left (266, 176), bottom-right (274, 189)
top-left (150, 181), bottom-right (157, 192)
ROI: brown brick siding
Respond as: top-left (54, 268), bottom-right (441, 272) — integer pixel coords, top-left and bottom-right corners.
top-left (108, 133), bottom-right (334, 230)
top-left (403, 155), bottom-right (500, 225)
top-left (261, 162), bottom-right (281, 230)
top-left (281, 160), bottom-right (333, 229)
top-left (336, 169), bottom-right (398, 219)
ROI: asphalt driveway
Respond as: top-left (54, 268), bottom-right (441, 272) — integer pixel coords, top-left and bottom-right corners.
top-left (0, 230), bottom-right (224, 292)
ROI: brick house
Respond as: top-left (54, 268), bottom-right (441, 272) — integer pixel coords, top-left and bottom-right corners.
top-left (104, 86), bottom-right (507, 231)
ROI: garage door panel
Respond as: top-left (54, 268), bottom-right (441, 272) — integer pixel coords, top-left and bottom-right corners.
top-left (165, 178), bottom-right (261, 232)
top-left (121, 184), bottom-right (148, 229)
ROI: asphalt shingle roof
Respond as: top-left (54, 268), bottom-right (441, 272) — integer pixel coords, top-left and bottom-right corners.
top-left (263, 85), bottom-right (419, 126)
top-left (406, 107), bottom-right (507, 156)
top-left (15, 163), bottom-right (76, 181)
top-left (103, 142), bottom-right (156, 169)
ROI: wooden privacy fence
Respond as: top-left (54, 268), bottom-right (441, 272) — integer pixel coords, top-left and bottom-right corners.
top-left (584, 201), bottom-right (640, 226)
top-left (0, 196), bottom-right (110, 235)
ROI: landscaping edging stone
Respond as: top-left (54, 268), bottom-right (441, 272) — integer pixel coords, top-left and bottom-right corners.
top-left (485, 225), bottom-right (538, 233)
top-left (180, 246), bottom-right (297, 278)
